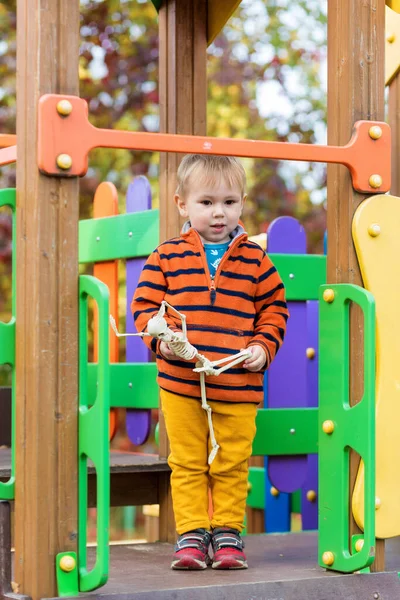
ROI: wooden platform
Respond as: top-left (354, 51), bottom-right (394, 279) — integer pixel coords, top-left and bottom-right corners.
top-left (43, 532), bottom-right (400, 600)
top-left (0, 449), bottom-right (170, 507)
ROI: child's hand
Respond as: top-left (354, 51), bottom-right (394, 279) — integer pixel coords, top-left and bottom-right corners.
top-left (159, 341), bottom-right (178, 360)
top-left (243, 345), bottom-right (267, 372)
top-left (159, 331), bottom-right (184, 361)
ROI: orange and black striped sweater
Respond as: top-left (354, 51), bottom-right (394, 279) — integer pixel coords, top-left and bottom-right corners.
top-left (132, 225), bottom-right (289, 404)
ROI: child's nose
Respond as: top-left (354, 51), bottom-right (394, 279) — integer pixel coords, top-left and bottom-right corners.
top-left (213, 204), bottom-right (224, 217)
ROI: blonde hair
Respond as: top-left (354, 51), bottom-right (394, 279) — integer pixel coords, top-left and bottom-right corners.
top-left (175, 154), bottom-right (246, 198)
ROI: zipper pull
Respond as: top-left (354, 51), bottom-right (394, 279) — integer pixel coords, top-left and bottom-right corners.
top-left (210, 278), bottom-right (216, 305)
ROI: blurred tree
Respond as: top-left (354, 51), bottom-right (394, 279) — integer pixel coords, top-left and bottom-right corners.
top-left (0, 0), bottom-right (327, 326)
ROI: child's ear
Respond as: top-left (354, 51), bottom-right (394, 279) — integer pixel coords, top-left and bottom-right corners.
top-left (240, 194), bottom-right (247, 213)
top-left (174, 194), bottom-right (188, 218)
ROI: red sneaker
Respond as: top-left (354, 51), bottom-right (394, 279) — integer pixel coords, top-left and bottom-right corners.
top-left (211, 527), bottom-right (248, 569)
top-left (171, 529), bottom-right (212, 570)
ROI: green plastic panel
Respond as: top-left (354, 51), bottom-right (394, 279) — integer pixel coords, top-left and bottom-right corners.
top-left (0, 189), bottom-right (16, 501)
top-left (318, 283), bottom-right (375, 574)
top-left (56, 552), bottom-right (79, 597)
top-left (79, 276), bottom-right (110, 591)
top-left (269, 254), bottom-right (326, 300)
top-left (79, 209), bottom-right (159, 263)
top-left (253, 408), bottom-right (318, 455)
top-left (247, 466), bottom-right (265, 509)
top-left (87, 363), bottom-right (158, 408)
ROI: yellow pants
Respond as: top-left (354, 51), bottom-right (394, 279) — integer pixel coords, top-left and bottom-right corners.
top-left (160, 388), bottom-right (258, 535)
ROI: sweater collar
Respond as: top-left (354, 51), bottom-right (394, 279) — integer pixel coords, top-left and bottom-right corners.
top-left (181, 221), bottom-right (247, 246)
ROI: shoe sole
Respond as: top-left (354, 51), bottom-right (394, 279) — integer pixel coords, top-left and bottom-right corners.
top-left (212, 559), bottom-right (248, 570)
top-left (171, 557), bottom-right (209, 570)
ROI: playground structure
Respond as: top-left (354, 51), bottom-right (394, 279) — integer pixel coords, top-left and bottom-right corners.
top-left (1, 0), bottom-right (400, 599)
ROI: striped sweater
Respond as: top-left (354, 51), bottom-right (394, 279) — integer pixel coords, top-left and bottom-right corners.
top-left (132, 225), bottom-right (289, 404)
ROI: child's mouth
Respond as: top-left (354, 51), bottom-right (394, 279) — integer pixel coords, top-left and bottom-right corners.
top-left (212, 225), bottom-right (225, 231)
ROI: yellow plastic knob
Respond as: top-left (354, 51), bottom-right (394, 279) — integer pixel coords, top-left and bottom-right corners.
top-left (322, 420), bottom-right (334, 434)
top-left (386, 32), bottom-right (396, 44)
top-left (247, 481), bottom-right (252, 493)
top-left (56, 99), bottom-right (73, 116)
top-left (375, 496), bottom-right (381, 510)
top-left (270, 486), bottom-right (280, 497)
top-left (355, 539), bottom-right (364, 552)
top-left (322, 551), bottom-right (334, 566)
top-left (59, 555), bottom-right (76, 572)
top-left (368, 223), bottom-right (381, 237)
top-left (368, 126), bottom-right (382, 140)
top-left (306, 490), bottom-right (317, 502)
top-left (323, 289), bottom-right (335, 303)
top-left (369, 174), bottom-right (382, 189)
top-left (306, 347), bottom-right (315, 359)
top-left (56, 154), bottom-right (72, 170)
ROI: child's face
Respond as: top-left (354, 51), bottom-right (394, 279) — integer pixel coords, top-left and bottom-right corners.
top-left (174, 178), bottom-right (246, 244)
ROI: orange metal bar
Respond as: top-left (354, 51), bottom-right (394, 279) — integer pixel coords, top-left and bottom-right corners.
top-left (0, 145), bottom-right (17, 166)
top-left (38, 94), bottom-right (391, 193)
top-left (0, 134), bottom-right (17, 148)
top-left (93, 182), bottom-right (119, 440)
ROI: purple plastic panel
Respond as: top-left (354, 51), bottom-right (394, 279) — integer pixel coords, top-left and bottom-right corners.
top-left (266, 217), bottom-right (307, 493)
top-left (126, 176), bottom-right (152, 446)
top-left (301, 453), bottom-right (318, 530)
top-left (300, 300), bottom-right (319, 529)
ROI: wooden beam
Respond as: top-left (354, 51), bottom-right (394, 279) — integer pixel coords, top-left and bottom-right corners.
top-left (327, 0), bottom-right (385, 571)
top-left (158, 0), bottom-right (207, 543)
top-left (388, 76), bottom-right (400, 195)
top-left (15, 1), bottom-right (79, 598)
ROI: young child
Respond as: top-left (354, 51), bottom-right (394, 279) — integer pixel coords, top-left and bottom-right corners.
top-left (132, 154), bottom-right (288, 570)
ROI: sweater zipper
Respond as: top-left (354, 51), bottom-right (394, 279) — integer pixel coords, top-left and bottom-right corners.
top-left (193, 231), bottom-right (246, 305)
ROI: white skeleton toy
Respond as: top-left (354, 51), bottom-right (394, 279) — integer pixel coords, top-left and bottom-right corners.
top-left (110, 300), bottom-right (251, 464)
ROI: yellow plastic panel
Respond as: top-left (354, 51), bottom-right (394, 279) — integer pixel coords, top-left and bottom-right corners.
top-left (386, 0), bottom-right (400, 14)
top-left (352, 194), bottom-right (400, 539)
top-left (385, 6), bottom-right (400, 85)
top-left (208, 0), bottom-right (241, 44)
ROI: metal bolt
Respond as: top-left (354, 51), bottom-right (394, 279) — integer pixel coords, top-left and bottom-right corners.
top-left (322, 551), bottom-right (334, 566)
top-left (59, 555), bottom-right (76, 572)
top-left (56, 99), bottom-right (73, 116)
top-left (355, 538), bottom-right (364, 552)
top-left (128, 382), bottom-right (132, 388)
top-left (369, 174), bottom-right (382, 189)
top-left (322, 420), bottom-right (335, 434)
top-left (306, 347), bottom-right (316, 359)
top-left (96, 236), bottom-right (100, 242)
top-left (323, 288), bottom-right (335, 303)
top-left (368, 223), bottom-right (381, 238)
top-left (56, 154), bottom-right (72, 170)
top-left (373, 594), bottom-right (380, 600)
top-left (306, 490), bottom-right (317, 502)
top-left (289, 273), bottom-right (295, 279)
top-left (270, 486), bottom-right (279, 497)
top-left (290, 428), bottom-right (295, 435)
top-left (129, 231), bottom-right (133, 237)
top-left (368, 126), bottom-right (382, 140)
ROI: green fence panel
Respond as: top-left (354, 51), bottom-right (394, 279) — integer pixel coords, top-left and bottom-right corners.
top-left (79, 209), bottom-right (159, 263)
top-left (253, 408), bottom-right (318, 456)
top-left (87, 362), bottom-right (158, 408)
top-left (318, 283), bottom-right (375, 573)
top-left (269, 254), bottom-right (326, 300)
top-left (0, 189), bottom-right (16, 501)
top-left (247, 467), bottom-right (265, 510)
top-left (78, 275), bottom-right (110, 592)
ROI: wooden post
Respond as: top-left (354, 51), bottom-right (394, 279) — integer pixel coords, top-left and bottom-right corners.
top-left (388, 76), bottom-right (400, 195)
top-left (158, 0), bottom-right (207, 542)
top-left (327, 0), bottom-right (385, 571)
top-left (15, 1), bottom-right (80, 598)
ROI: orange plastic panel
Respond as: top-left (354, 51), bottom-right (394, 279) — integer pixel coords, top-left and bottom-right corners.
top-left (0, 145), bottom-right (16, 166)
top-left (37, 94), bottom-right (391, 193)
top-left (0, 134), bottom-right (17, 148)
top-left (92, 182), bottom-right (119, 440)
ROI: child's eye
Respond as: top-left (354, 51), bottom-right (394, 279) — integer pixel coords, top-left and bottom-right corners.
top-left (200, 200), bottom-right (212, 205)
top-left (225, 199), bottom-right (237, 205)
